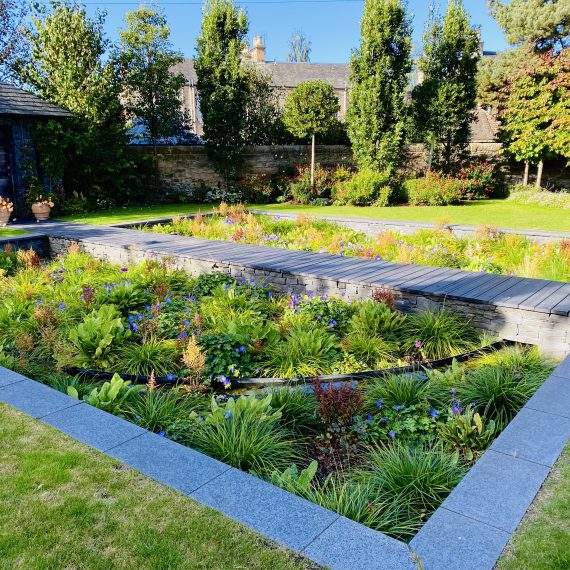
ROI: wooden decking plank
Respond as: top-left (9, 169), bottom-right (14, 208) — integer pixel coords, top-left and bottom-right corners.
top-left (489, 279), bottom-right (549, 308)
top-left (551, 293), bottom-right (570, 316)
top-left (533, 284), bottom-right (570, 314)
top-left (449, 273), bottom-right (507, 299)
top-left (518, 281), bottom-right (567, 311)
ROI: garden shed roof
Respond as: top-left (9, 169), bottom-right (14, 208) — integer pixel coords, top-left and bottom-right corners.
top-left (0, 83), bottom-right (72, 118)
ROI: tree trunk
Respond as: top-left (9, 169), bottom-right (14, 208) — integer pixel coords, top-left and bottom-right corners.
top-left (311, 134), bottom-right (316, 189)
top-left (536, 160), bottom-right (544, 188)
top-left (523, 161), bottom-right (529, 185)
top-left (427, 141), bottom-right (434, 171)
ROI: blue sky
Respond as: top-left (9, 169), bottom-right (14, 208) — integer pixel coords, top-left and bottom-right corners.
top-left (85, 0), bottom-right (507, 63)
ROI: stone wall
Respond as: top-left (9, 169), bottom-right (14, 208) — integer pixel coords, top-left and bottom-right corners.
top-left (133, 143), bottom-right (504, 190)
top-left (48, 235), bottom-right (570, 357)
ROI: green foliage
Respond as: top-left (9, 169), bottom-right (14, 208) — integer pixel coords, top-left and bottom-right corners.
top-left (403, 174), bottom-right (465, 206)
top-left (348, 300), bottom-right (406, 340)
top-left (507, 185), bottom-right (570, 209)
top-left (334, 170), bottom-right (392, 206)
top-left (437, 407), bottom-right (498, 462)
top-left (363, 374), bottom-right (428, 412)
top-left (68, 373), bottom-right (138, 416)
top-left (267, 386), bottom-right (319, 433)
top-left (289, 164), bottom-right (335, 204)
top-left (0, 0), bottom-right (27, 82)
top-left (189, 272), bottom-right (236, 298)
top-left (116, 6), bottom-right (187, 149)
top-left (195, 0), bottom-right (249, 181)
top-left (412, 1), bottom-right (480, 170)
top-left (404, 308), bottom-right (479, 360)
top-left (67, 305), bottom-right (130, 370)
top-left (353, 445), bottom-right (466, 539)
top-left (489, 0), bottom-right (570, 52)
top-left (117, 339), bottom-right (180, 377)
top-left (294, 295), bottom-right (354, 334)
top-left (270, 460), bottom-right (318, 495)
top-left (283, 80), bottom-right (340, 141)
top-left (186, 394), bottom-right (298, 476)
top-left (104, 281), bottom-right (151, 315)
top-left (348, 0), bottom-right (412, 171)
top-left (17, 0), bottom-right (150, 205)
top-left (263, 326), bottom-right (339, 378)
top-left (198, 333), bottom-right (257, 381)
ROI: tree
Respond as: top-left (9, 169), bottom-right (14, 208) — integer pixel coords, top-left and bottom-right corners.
top-left (16, 0), bottom-right (149, 205)
top-left (286, 31), bottom-right (311, 62)
top-left (489, 0), bottom-right (570, 52)
top-left (500, 48), bottom-right (570, 186)
top-left (117, 6), bottom-right (187, 153)
top-left (283, 80), bottom-right (340, 186)
top-left (195, 0), bottom-right (249, 184)
top-left (347, 0), bottom-right (412, 172)
top-left (0, 0), bottom-right (27, 82)
top-left (412, 1), bottom-right (480, 171)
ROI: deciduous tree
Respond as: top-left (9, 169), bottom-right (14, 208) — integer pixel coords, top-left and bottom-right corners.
top-left (117, 6), bottom-right (187, 153)
top-left (412, 1), bottom-right (480, 171)
top-left (347, 0), bottom-right (412, 172)
top-left (195, 0), bottom-right (249, 184)
top-left (0, 0), bottom-right (27, 82)
top-left (286, 31), bottom-right (311, 63)
top-left (283, 80), bottom-right (340, 186)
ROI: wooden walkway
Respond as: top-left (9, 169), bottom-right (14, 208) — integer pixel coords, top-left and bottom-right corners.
top-left (17, 220), bottom-right (570, 317)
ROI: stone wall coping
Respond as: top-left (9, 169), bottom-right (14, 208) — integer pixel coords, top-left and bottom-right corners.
top-left (1, 353), bottom-right (569, 569)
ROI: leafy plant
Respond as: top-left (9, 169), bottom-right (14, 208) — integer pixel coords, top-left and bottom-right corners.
top-left (404, 308), bottom-right (479, 360)
top-left (105, 281), bottom-right (151, 315)
top-left (348, 300), bottom-right (407, 340)
top-left (117, 339), bottom-right (180, 377)
top-left (68, 373), bottom-right (138, 416)
top-left (270, 460), bottom-right (318, 496)
top-left (185, 394), bottom-right (298, 476)
top-left (267, 386), bottom-right (319, 433)
top-left (334, 169), bottom-right (392, 206)
top-left (363, 374), bottom-right (428, 412)
top-left (67, 305), bottom-right (130, 370)
top-left (263, 326), bottom-right (339, 378)
top-left (403, 174), bottom-right (465, 206)
top-left (437, 407), bottom-right (498, 462)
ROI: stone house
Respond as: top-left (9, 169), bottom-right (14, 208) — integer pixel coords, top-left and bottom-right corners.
top-left (0, 83), bottom-right (72, 217)
top-left (174, 36), bottom-right (499, 144)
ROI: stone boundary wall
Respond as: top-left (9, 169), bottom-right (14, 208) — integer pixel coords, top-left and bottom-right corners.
top-left (133, 143), bottom-right (503, 189)
top-left (0, 233), bottom-right (50, 257)
top-left (48, 235), bottom-right (570, 356)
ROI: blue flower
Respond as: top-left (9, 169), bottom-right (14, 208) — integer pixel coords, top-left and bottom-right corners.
top-left (388, 430), bottom-right (396, 439)
top-left (120, 267), bottom-right (128, 272)
top-left (393, 404), bottom-right (404, 412)
top-left (328, 320), bottom-right (337, 328)
top-left (225, 410), bottom-right (232, 419)
top-left (166, 373), bottom-right (175, 381)
top-left (218, 375), bottom-right (230, 387)
top-left (158, 430), bottom-right (166, 437)
top-left (131, 322), bottom-right (139, 333)
top-left (237, 345), bottom-right (247, 353)
top-left (367, 414), bottom-right (373, 422)
top-left (57, 301), bottom-right (66, 311)
top-left (429, 408), bottom-right (438, 418)
top-left (376, 399), bottom-right (383, 409)
top-left (145, 305), bottom-right (151, 312)
top-left (183, 319), bottom-right (190, 328)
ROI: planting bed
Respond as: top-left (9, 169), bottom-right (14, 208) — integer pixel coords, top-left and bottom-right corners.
top-left (144, 205), bottom-right (570, 282)
top-left (0, 247), bottom-right (558, 543)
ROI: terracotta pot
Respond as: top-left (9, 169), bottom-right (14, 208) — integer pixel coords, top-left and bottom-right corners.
top-left (32, 202), bottom-right (51, 222)
top-left (0, 208), bottom-right (10, 227)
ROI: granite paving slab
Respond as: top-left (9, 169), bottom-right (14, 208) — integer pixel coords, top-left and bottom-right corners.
top-left (441, 450), bottom-right (550, 533)
top-left (0, 367), bottom-right (28, 388)
top-left (524, 372), bottom-right (570, 419)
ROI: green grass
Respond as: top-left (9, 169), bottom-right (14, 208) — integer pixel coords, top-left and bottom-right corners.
top-left (253, 201), bottom-right (570, 232)
top-left (60, 203), bottom-right (210, 225)
top-left (496, 443), bottom-right (570, 570)
top-left (0, 228), bottom-right (29, 237)
top-left (61, 200), bottom-right (570, 232)
top-left (0, 403), bottom-right (312, 570)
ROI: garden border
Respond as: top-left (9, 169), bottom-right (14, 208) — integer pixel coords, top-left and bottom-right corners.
top-left (1, 353), bottom-right (569, 570)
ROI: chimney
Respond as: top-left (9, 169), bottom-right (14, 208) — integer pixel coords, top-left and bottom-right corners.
top-left (251, 36), bottom-right (265, 63)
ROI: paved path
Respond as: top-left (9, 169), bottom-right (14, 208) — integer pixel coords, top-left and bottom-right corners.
top-left (16, 220), bottom-right (570, 316)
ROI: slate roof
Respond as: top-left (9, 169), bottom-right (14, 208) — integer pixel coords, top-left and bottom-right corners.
top-left (174, 59), bottom-right (350, 89)
top-left (471, 107), bottom-right (500, 142)
top-left (0, 83), bottom-right (72, 117)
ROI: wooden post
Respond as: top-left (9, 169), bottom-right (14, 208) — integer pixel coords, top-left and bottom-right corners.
top-left (536, 159), bottom-right (544, 188)
top-left (311, 134), bottom-right (316, 189)
top-left (523, 161), bottom-right (529, 185)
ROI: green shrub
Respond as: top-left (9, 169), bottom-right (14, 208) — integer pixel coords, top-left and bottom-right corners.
top-left (457, 162), bottom-right (502, 199)
top-left (294, 295), bottom-right (354, 334)
top-left (117, 339), bottom-right (180, 377)
top-left (333, 169), bottom-right (392, 206)
top-left (404, 174), bottom-right (464, 206)
top-left (363, 374), bottom-right (428, 412)
top-left (66, 305), bottom-right (130, 370)
top-left (289, 164), bottom-right (333, 204)
top-left (263, 326), bottom-right (340, 378)
top-left (507, 185), bottom-right (570, 209)
top-left (348, 300), bottom-right (407, 340)
top-left (104, 281), bottom-right (151, 315)
top-left (404, 308), bottom-right (479, 360)
top-left (267, 386), bottom-right (319, 433)
top-left (343, 333), bottom-right (397, 368)
top-left (188, 273), bottom-right (236, 299)
top-left (270, 460), bottom-right (318, 496)
top-left (186, 394), bottom-right (298, 476)
top-left (353, 445), bottom-right (466, 539)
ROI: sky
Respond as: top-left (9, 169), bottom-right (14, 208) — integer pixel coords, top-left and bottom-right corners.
top-left (84, 0), bottom-right (507, 63)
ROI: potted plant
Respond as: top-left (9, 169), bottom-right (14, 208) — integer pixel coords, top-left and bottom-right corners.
top-left (0, 196), bottom-right (14, 227)
top-left (26, 177), bottom-right (55, 222)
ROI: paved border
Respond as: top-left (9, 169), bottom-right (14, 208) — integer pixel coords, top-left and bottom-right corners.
top-left (1, 354), bottom-right (569, 570)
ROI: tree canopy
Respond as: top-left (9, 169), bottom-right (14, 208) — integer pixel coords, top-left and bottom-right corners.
top-left (286, 32), bottom-right (311, 62)
top-left (347, 0), bottom-right (412, 172)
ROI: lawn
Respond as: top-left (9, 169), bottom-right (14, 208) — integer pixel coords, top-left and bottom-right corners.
top-left (0, 403), bottom-right (311, 570)
top-left (60, 200), bottom-right (570, 232)
top-left (255, 201), bottom-right (570, 233)
top-left (497, 443), bottom-right (570, 570)
top-left (59, 203), bottom-right (209, 225)
top-left (0, 228), bottom-right (29, 237)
